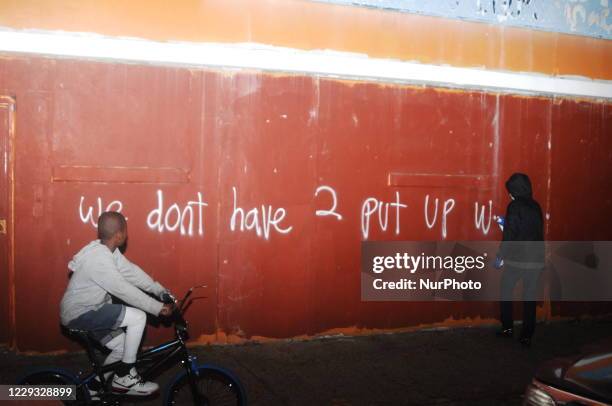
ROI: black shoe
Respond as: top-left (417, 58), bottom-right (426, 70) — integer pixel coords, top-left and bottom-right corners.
top-left (496, 328), bottom-right (513, 338)
top-left (87, 377), bottom-right (103, 400)
top-left (519, 337), bottom-right (531, 348)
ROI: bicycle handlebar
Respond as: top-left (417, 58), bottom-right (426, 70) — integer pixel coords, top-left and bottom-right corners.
top-left (161, 284), bottom-right (207, 315)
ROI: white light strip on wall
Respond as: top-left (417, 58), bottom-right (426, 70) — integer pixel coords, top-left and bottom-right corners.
top-left (0, 28), bottom-right (611, 100)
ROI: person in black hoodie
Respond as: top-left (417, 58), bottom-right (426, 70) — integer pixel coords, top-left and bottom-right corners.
top-left (497, 173), bottom-right (545, 347)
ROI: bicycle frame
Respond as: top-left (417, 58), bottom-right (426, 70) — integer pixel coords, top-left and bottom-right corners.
top-left (76, 285), bottom-right (208, 403)
top-left (80, 337), bottom-right (188, 388)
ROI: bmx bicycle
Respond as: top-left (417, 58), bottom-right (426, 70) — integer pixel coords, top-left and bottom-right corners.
top-left (18, 285), bottom-right (247, 405)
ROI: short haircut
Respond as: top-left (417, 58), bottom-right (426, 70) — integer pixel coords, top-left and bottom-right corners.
top-left (97, 211), bottom-right (127, 241)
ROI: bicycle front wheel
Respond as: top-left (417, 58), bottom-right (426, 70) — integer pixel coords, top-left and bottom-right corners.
top-left (165, 367), bottom-right (246, 406)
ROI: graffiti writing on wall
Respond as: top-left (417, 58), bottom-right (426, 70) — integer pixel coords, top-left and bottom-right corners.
top-left (424, 195), bottom-right (456, 239)
top-left (361, 192), bottom-right (407, 239)
top-left (230, 187), bottom-right (293, 239)
top-left (146, 190), bottom-right (207, 236)
top-left (79, 196), bottom-right (124, 227)
top-left (78, 186), bottom-right (498, 240)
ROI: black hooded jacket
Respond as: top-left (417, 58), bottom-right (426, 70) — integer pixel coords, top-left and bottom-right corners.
top-left (500, 173), bottom-right (545, 265)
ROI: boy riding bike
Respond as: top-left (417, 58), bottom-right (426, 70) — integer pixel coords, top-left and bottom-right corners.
top-left (60, 211), bottom-right (173, 396)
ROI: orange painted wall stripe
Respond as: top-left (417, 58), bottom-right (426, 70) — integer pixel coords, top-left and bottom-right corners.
top-left (0, 0), bottom-right (610, 80)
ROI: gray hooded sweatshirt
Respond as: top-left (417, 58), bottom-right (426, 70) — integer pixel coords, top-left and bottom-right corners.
top-left (60, 240), bottom-right (165, 325)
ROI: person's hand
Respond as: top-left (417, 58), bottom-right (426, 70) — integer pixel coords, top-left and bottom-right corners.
top-left (160, 290), bottom-right (176, 304)
top-left (494, 255), bottom-right (504, 270)
top-left (494, 215), bottom-right (505, 231)
top-left (159, 303), bottom-right (174, 317)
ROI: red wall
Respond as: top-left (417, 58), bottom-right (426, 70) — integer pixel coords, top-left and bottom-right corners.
top-left (0, 56), bottom-right (610, 351)
top-left (0, 100), bottom-right (11, 344)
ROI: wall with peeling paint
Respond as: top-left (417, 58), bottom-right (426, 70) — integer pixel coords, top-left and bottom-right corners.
top-left (1, 0), bottom-right (611, 80)
top-left (315, 0), bottom-right (612, 40)
top-left (0, 55), bottom-right (610, 351)
top-left (0, 0), bottom-right (610, 351)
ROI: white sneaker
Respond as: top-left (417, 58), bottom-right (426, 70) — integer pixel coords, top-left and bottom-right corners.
top-left (111, 368), bottom-right (159, 396)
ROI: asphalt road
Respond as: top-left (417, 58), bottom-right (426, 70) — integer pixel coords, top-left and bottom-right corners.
top-left (2, 318), bottom-right (611, 405)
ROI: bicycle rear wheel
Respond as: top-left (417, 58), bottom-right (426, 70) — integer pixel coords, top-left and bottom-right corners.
top-left (18, 369), bottom-right (90, 405)
top-left (165, 367), bottom-right (246, 406)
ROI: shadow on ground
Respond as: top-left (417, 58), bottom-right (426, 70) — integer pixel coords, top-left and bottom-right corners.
top-left (2, 318), bottom-right (612, 405)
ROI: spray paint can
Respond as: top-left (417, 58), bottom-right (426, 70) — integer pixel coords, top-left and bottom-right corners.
top-left (494, 215), bottom-right (505, 231)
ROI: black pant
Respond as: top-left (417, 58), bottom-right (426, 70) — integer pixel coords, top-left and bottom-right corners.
top-left (500, 265), bottom-right (541, 339)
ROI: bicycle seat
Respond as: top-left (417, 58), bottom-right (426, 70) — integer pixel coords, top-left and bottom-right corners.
top-left (66, 327), bottom-right (90, 336)
top-left (66, 327), bottom-right (89, 334)
top-left (64, 327), bottom-right (97, 344)
top-left (63, 327), bottom-right (103, 366)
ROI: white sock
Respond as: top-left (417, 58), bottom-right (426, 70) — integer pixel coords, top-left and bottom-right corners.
top-left (118, 307), bottom-right (147, 365)
top-left (101, 333), bottom-right (125, 380)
